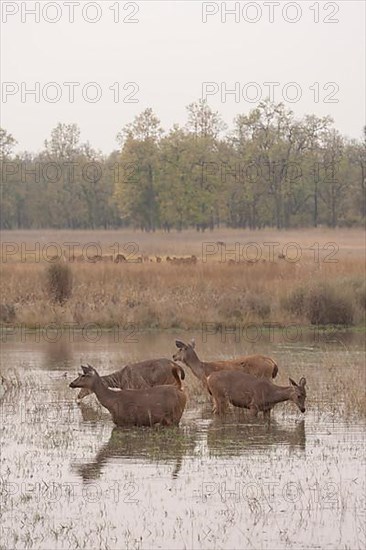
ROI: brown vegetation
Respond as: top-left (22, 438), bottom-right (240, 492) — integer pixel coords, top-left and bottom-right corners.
top-left (1, 229), bottom-right (365, 328)
top-left (46, 262), bottom-right (73, 304)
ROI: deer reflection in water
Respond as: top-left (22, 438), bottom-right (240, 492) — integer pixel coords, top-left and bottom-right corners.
top-left (73, 402), bottom-right (305, 484)
top-left (206, 417), bottom-right (306, 458)
top-left (73, 403), bottom-right (198, 480)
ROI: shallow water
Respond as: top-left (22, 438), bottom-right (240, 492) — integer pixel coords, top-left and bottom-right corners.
top-left (0, 331), bottom-right (365, 549)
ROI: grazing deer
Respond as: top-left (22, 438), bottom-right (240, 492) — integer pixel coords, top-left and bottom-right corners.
top-left (76, 358), bottom-right (185, 401)
top-left (173, 340), bottom-right (278, 387)
top-left (207, 371), bottom-right (306, 418)
top-left (70, 364), bottom-right (187, 427)
top-left (114, 253), bottom-right (127, 263)
top-left (166, 255), bottom-right (197, 265)
top-left (186, 255), bottom-right (197, 265)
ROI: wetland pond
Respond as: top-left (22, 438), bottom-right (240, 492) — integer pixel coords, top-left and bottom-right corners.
top-left (0, 330), bottom-right (365, 550)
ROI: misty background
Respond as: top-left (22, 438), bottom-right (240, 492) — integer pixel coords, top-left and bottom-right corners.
top-left (1, 0), bottom-right (365, 153)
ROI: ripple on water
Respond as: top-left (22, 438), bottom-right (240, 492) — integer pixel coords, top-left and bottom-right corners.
top-left (0, 333), bottom-right (365, 550)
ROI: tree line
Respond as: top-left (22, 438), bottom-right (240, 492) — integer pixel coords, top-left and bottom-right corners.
top-left (1, 99), bottom-right (365, 230)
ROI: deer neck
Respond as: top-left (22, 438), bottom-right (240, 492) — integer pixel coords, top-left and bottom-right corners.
top-left (271, 385), bottom-right (293, 405)
top-left (101, 370), bottom-right (123, 388)
top-left (90, 376), bottom-right (117, 410)
top-left (185, 350), bottom-right (207, 381)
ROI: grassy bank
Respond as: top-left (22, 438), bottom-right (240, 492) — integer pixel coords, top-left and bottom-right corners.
top-left (1, 256), bottom-right (365, 329)
top-left (1, 228), bottom-right (365, 329)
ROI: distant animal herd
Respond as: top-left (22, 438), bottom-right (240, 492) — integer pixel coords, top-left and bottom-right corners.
top-left (69, 339), bottom-right (307, 427)
top-left (46, 252), bottom-right (291, 265)
top-left (45, 252), bottom-right (200, 264)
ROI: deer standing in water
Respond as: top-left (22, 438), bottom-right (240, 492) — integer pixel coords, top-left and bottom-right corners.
top-left (207, 370), bottom-right (307, 419)
top-left (76, 358), bottom-right (185, 401)
top-left (70, 364), bottom-right (187, 427)
top-left (172, 339), bottom-right (278, 388)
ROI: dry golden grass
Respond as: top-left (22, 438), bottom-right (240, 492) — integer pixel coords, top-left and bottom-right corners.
top-left (1, 228), bottom-right (365, 329)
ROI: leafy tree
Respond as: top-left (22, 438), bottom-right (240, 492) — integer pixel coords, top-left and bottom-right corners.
top-left (0, 128), bottom-right (17, 160)
top-left (186, 99), bottom-right (227, 139)
top-left (0, 104), bottom-right (364, 230)
top-left (44, 123), bottom-right (81, 159)
top-left (117, 108), bottom-right (163, 144)
top-left (345, 129), bottom-right (366, 222)
top-left (115, 109), bottom-right (163, 231)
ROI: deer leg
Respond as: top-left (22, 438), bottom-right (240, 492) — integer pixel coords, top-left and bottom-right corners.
top-left (212, 398), bottom-right (220, 414)
top-left (212, 397), bottom-right (227, 415)
top-left (249, 406), bottom-right (258, 418)
top-left (263, 409), bottom-right (271, 422)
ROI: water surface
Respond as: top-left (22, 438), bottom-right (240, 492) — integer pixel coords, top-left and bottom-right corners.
top-left (0, 331), bottom-right (365, 549)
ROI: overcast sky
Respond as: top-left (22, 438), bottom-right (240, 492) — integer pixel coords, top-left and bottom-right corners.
top-left (1, 0), bottom-right (365, 154)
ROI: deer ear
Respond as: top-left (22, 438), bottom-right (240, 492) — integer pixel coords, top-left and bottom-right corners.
top-left (289, 378), bottom-right (297, 387)
top-left (299, 377), bottom-right (306, 387)
top-left (190, 338), bottom-right (196, 349)
top-left (175, 340), bottom-right (186, 349)
top-left (82, 364), bottom-right (94, 374)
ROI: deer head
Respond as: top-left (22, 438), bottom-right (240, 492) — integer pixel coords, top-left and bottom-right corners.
top-left (289, 377), bottom-right (307, 413)
top-left (69, 364), bottom-right (98, 389)
top-left (172, 339), bottom-right (195, 363)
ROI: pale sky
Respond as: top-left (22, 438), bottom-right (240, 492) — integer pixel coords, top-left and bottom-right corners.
top-left (1, 0), bottom-right (365, 154)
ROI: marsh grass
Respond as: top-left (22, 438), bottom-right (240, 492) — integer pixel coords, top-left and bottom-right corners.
top-left (284, 280), bottom-right (358, 325)
top-left (1, 229), bottom-right (365, 329)
top-left (1, 259), bottom-right (365, 329)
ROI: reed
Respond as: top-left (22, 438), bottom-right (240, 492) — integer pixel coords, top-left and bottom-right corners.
top-left (1, 229), bottom-right (365, 329)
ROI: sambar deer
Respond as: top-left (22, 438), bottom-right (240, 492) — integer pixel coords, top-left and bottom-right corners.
top-left (70, 364), bottom-right (187, 427)
top-left (76, 358), bottom-right (185, 401)
top-left (207, 370), bottom-right (306, 419)
top-left (172, 340), bottom-right (278, 387)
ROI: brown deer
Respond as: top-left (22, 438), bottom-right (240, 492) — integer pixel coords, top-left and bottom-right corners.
top-left (70, 364), bottom-right (187, 427)
top-left (207, 371), bottom-right (306, 419)
top-left (172, 340), bottom-right (278, 387)
top-left (166, 256), bottom-right (197, 265)
top-left (76, 358), bottom-right (185, 401)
